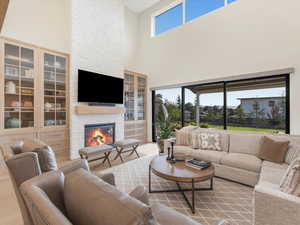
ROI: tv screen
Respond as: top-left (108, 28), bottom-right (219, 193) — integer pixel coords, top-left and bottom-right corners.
top-left (78, 69), bottom-right (124, 104)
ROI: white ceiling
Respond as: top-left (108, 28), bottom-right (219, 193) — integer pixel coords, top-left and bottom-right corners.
top-left (124, 0), bottom-right (160, 13)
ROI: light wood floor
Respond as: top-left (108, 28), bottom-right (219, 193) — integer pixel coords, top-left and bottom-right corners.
top-left (0, 168), bottom-right (23, 225)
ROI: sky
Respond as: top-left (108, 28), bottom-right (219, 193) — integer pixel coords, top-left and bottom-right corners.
top-left (156, 87), bottom-right (285, 107)
top-left (156, 0), bottom-right (236, 35)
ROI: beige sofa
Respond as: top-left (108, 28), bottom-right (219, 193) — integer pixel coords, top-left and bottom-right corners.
top-left (167, 128), bottom-right (300, 225)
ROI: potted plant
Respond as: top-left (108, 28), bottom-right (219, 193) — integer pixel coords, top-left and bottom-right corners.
top-left (156, 104), bottom-right (172, 153)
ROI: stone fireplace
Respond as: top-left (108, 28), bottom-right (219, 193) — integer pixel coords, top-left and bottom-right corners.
top-left (84, 123), bottom-right (115, 147)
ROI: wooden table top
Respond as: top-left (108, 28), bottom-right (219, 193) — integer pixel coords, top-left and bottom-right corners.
top-left (150, 155), bottom-right (214, 183)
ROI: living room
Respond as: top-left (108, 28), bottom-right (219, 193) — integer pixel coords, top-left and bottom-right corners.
top-left (0, 0), bottom-right (300, 225)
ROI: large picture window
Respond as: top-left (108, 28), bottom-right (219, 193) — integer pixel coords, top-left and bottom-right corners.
top-left (153, 0), bottom-right (237, 36)
top-left (186, 0), bottom-right (225, 22)
top-left (184, 83), bottom-right (224, 129)
top-left (155, 3), bottom-right (183, 35)
top-left (152, 75), bottom-right (290, 141)
top-left (226, 77), bottom-right (287, 133)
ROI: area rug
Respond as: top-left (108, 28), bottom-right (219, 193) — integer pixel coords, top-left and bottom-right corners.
top-left (103, 154), bottom-right (253, 225)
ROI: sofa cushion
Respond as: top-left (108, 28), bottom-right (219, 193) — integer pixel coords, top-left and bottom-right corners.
top-left (200, 133), bottom-right (221, 151)
top-left (258, 136), bottom-right (289, 163)
top-left (280, 157), bottom-right (300, 196)
top-left (193, 150), bottom-right (227, 164)
top-left (220, 153), bottom-right (262, 173)
top-left (191, 129), bottom-right (229, 152)
top-left (35, 146), bottom-right (58, 172)
top-left (175, 126), bottom-right (198, 146)
top-left (285, 144), bottom-right (300, 164)
top-left (229, 133), bottom-right (263, 156)
top-left (18, 140), bottom-right (58, 172)
top-left (259, 161), bottom-right (288, 185)
top-left (151, 203), bottom-right (202, 225)
top-left (174, 145), bottom-right (193, 160)
top-left (260, 134), bottom-right (300, 164)
top-left (64, 169), bottom-right (154, 225)
top-left (21, 139), bottom-right (47, 153)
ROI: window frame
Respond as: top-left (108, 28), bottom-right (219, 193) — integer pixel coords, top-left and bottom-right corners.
top-left (152, 0), bottom-right (237, 37)
top-left (152, 74), bottom-right (290, 142)
top-left (151, 0), bottom-right (184, 37)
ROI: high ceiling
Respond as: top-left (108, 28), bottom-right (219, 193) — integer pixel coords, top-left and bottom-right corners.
top-left (124, 0), bottom-right (160, 13)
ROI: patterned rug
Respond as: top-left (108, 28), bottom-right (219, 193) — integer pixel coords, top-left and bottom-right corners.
top-left (102, 153), bottom-right (254, 225)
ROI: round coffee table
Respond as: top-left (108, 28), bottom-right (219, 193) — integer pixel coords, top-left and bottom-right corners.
top-left (149, 155), bottom-right (214, 213)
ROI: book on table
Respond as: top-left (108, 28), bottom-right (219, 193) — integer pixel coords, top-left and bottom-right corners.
top-left (185, 159), bottom-right (211, 170)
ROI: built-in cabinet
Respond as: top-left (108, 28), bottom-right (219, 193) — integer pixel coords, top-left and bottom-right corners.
top-left (124, 70), bottom-right (147, 143)
top-left (0, 37), bottom-right (69, 158)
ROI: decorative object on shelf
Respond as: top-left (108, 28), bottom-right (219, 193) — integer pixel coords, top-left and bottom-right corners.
top-left (45, 102), bottom-right (53, 111)
top-left (45, 120), bottom-right (55, 126)
top-left (24, 69), bottom-right (34, 78)
top-left (5, 118), bottom-right (21, 128)
top-left (5, 66), bottom-right (19, 77)
top-left (11, 100), bottom-right (20, 107)
top-left (21, 89), bottom-right (33, 95)
top-left (5, 81), bottom-right (17, 94)
top-left (23, 101), bottom-right (33, 107)
top-left (170, 141), bottom-right (176, 164)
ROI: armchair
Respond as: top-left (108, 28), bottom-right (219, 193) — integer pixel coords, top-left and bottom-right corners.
top-left (0, 140), bottom-right (114, 225)
top-left (20, 169), bottom-right (206, 225)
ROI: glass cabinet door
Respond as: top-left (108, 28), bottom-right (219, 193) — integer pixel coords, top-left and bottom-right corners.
top-left (4, 43), bottom-right (35, 129)
top-left (43, 53), bottom-right (67, 127)
top-left (124, 73), bottom-right (135, 121)
top-left (137, 77), bottom-right (146, 120)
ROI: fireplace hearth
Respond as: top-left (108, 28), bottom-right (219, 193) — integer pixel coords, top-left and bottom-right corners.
top-left (84, 123), bottom-right (115, 147)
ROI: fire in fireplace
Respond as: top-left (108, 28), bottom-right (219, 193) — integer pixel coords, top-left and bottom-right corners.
top-left (84, 123), bottom-right (115, 147)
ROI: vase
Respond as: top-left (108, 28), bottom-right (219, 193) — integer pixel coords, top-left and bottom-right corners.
top-left (156, 138), bottom-right (166, 154)
top-left (5, 118), bottom-right (21, 128)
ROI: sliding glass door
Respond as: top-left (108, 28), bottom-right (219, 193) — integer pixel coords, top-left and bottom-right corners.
top-left (184, 83), bottom-right (224, 129)
top-left (226, 76), bottom-right (287, 133)
top-left (152, 74), bottom-right (290, 141)
top-left (153, 88), bottom-right (182, 139)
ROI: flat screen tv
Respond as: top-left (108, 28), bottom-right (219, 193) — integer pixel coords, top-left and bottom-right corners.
top-left (78, 69), bottom-right (124, 104)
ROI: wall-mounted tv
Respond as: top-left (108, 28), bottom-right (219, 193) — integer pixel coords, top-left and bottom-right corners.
top-left (78, 69), bottom-right (124, 104)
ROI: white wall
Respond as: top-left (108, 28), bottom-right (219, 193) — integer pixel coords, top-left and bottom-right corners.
top-left (124, 7), bottom-right (140, 71)
top-left (70, 0), bottom-right (125, 159)
top-left (136, 0), bottom-right (300, 136)
top-left (1, 0), bottom-right (71, 53)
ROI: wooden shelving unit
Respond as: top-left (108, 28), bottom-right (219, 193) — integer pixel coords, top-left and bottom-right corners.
top-left (124, 70), bottom-right (148, 143)
top-left (0, 37), bottom-right (70, 158)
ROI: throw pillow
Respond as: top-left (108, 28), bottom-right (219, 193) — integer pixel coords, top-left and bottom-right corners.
top-left (10, 141), bottom-right (24, 154)
top-left (35, 146), bottom-right (58, 172)
top-left (200, 133), bottom-right (221, 151)
top-left (21, 139), bottom-right (46, 153)
top-left (64, 169), bottom-right (155, 225)
top-left (191, 132), bottom-right (201, 149)
top-left (19, 140), bottom-right (58, 172)
top-left (285, 144), bottom-right (300, 164)
top-left (280, 157), bottom-right (300, 196)
top-left (258, 136), bottom-right (290, 163)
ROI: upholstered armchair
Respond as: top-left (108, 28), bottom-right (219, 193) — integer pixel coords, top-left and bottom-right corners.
top-left (20, 169), bottom-right (206, 225)
top-left (0, 140), bottom-right (115, 225)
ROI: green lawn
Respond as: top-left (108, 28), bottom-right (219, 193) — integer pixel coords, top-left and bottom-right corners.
top-left (207, 124), bottom-right (285, 133)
